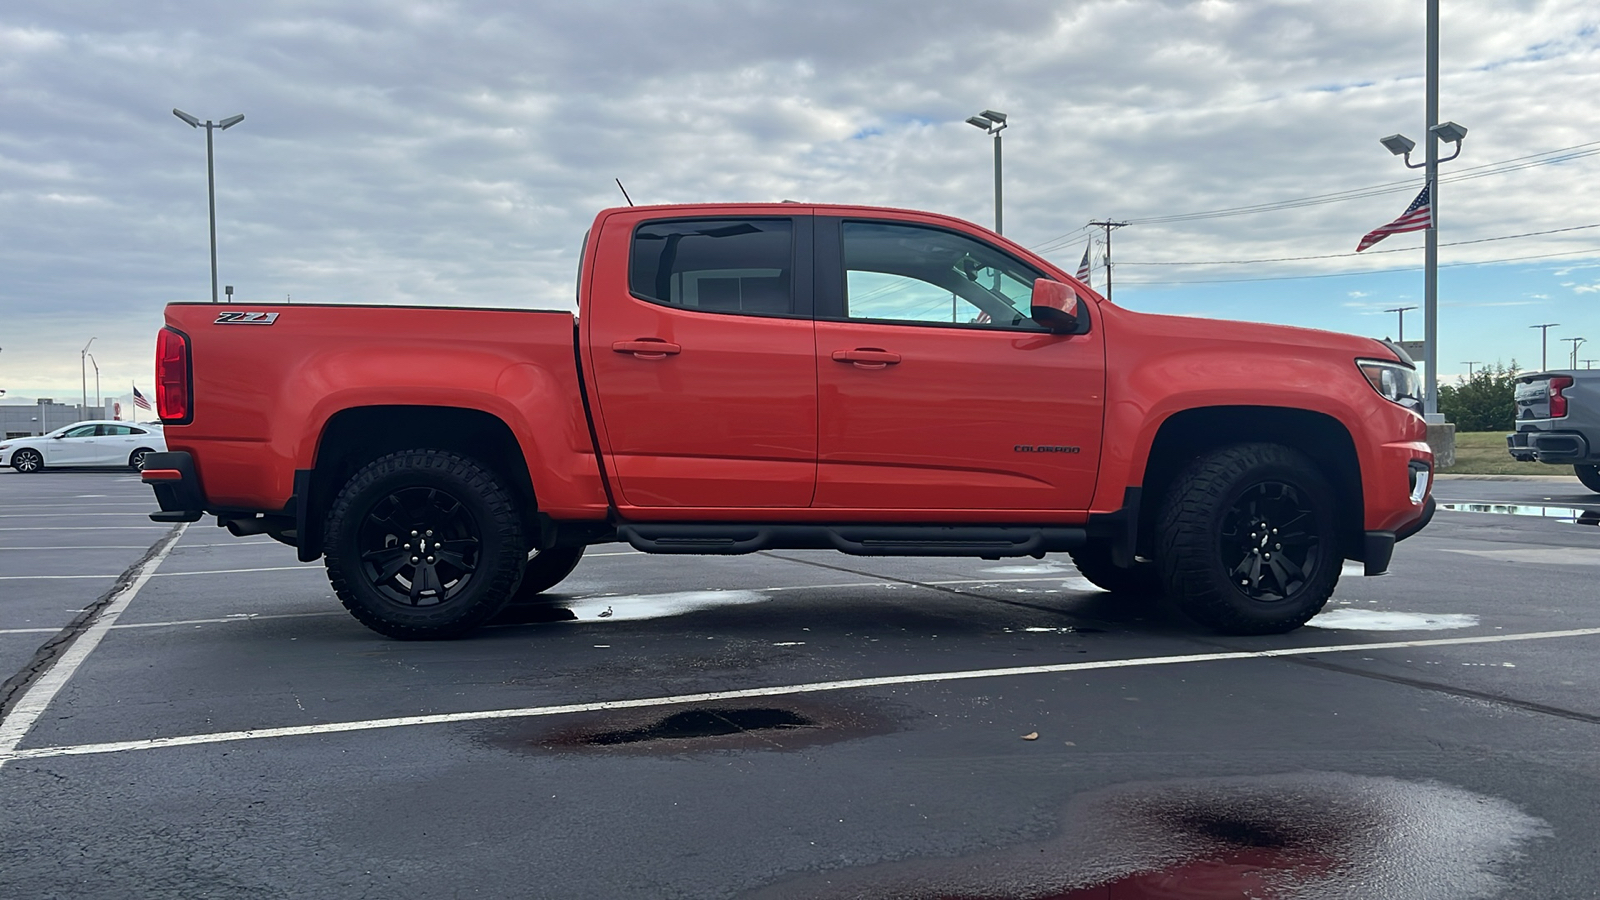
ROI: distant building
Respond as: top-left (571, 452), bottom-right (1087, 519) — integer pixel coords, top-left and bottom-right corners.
top-left (0, 398), bottom-right (113, 439)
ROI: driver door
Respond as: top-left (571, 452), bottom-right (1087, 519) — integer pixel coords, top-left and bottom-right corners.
top-left (812, 217), bottom-right (1105, 512)
top-left (48, 424), bottom-right (101, 465)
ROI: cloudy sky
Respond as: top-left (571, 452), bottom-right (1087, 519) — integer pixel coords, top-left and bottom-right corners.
top-left (2, 0), bottom-right (1598, 409)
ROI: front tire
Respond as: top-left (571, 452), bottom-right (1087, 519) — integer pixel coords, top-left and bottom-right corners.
top-left (1576, 464), bottom-right (1600, 494)
top-left (11, 449), bottom-right (42, 473)
top-left (510, 546), bottom-right (586, 603)
top-left (1156, 443), bottom-right (1340, 635)
top-left (324, 450), bottom-right (526, 640)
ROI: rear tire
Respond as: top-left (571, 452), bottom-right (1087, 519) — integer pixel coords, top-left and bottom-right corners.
top-left (1156, 443), bottom-right (1340, 635)
top-left (510, 546), bottom-right (585, 603)
top-left (11, 449), bottom-right (42, 473)
top-left (1576, 464), bottom-right (1600, 494)
top-left (324, 450), bottom-right (526, 640)
top-left (1068, 544), bottom-right (1163, 597)
top-left (129, 448), bottom-right (154, 471)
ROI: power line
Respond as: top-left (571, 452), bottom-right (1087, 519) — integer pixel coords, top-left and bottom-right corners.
top-left (1115, 222), bottom-right (1600, 267)
top-left (1027, 139), bottom-right (1600, 253)
top-left (1115, 245), bottom-right (1600, 286)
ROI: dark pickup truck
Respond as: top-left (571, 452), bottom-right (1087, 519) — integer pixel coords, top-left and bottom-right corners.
top-left (1508, 369), bottom-right (1600, 492)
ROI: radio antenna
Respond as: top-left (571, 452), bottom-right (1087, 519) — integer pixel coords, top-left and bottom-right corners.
top-left (615, 178), bottom-right (635, 207)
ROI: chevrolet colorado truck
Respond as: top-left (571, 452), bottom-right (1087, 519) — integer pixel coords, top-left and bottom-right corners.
top-left (142, 203), bottom-right (1435, 639)
top-left (1507, 369), bottom-right (1600, 492)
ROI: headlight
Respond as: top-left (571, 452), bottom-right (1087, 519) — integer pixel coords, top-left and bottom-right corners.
top-left (0, 444), bottom-right (10, 452)
top-left (1357, 359), bottom-right (1423, 412)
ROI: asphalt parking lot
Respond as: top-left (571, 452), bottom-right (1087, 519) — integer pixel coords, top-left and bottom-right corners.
top-left (3, 470), bottom-right (1600, 898)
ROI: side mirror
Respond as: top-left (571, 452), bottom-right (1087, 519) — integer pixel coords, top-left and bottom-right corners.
top-left (52, 433), bottom-right (65, 440)
top-left (1030, 279), bottom-right (1087, 335)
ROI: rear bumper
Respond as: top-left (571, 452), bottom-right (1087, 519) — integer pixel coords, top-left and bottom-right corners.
top-left (142, 451), bottom-right (205, 522)
top-left (1508, 429), bottom-right (1591, 463)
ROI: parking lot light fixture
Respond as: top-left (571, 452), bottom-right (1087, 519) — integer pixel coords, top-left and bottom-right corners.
top-left (172, 108), bottom-right (245, 303)
top-left (80, 337), bottom-right (96, 419)
top-left (966, 109), bottom-right (1008, 234)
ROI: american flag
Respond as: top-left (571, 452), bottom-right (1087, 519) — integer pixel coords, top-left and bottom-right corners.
top-left (133, 384), bottom-right (152, 410)
top-left (1076, 242), bottom-right (1092, 287)
top-left (1357, 184), bottom-right (1431, 252)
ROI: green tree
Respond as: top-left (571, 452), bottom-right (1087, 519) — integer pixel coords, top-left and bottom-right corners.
top-left (1439, 360), bottom-right (1521, 432)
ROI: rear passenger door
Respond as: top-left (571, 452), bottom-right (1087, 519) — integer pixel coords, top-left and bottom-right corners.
top-left (584, 213), bottom-right (817, 509)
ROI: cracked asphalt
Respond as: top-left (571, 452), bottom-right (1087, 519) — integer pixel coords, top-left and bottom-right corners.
top-left (3, 470), bottom-right (1600, 898)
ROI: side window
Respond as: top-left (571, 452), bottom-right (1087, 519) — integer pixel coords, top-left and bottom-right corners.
top-left (105, 425), bottom-right (134, 436)
top-left (62, 425), bottom-right (97, 438)
top-left (629, 219), bottom-right (796, 316)
top-left (838, 221), bottom-right (1044, 330)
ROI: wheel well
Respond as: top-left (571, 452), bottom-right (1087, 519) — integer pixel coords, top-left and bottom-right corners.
top-left (1136, 407), bottom-right (1364, 560)
top-left (303, 406), bottom-right (538, 558)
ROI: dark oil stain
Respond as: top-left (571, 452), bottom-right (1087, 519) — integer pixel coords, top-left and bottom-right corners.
top-left (481, 697), bottom-right (899, 756)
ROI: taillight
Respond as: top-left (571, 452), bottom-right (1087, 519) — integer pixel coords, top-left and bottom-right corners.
top-left (156, 327), bottom-right (192, 423)
top-left (1550, 375), bottom-right (1574, 418)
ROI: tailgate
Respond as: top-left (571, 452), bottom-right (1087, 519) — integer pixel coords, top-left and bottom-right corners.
top-left (1514, 376), bottom-right (1555, 422)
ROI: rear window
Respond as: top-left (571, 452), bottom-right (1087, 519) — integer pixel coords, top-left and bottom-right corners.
top-left (628, 218), bottom-right (795, 315)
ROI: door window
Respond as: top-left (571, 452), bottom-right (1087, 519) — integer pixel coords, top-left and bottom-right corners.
top-left (629, 219), bottom-right (799, 316)
top-left (61, 425), bottom-right (97, 438)
top-left (836, 221), bottom-right (1045, 330)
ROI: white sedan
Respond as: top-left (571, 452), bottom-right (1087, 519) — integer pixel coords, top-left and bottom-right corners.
top-left (0, 421), bottom-right (167, 473)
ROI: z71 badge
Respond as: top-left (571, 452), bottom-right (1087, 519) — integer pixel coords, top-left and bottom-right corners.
top-left (214, 311), bottom-right (279, 325)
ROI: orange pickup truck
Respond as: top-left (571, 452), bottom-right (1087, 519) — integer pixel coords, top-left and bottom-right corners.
top-left (142, 203), bottom-right (1434, 639)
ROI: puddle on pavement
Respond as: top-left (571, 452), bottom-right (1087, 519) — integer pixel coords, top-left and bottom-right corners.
top-left (984, 564), bottom-right (1071, 575)
top-left (748, 772), bottom-right (1547, 899)
top-left (1308, 609), bottom-right (1480, 631)
top-left (484, 698), bottom-right (896, 755)
top-left (495, 589), bottom-right (770, 626)
top-left (1439, 502), bottom-right (1600, 525)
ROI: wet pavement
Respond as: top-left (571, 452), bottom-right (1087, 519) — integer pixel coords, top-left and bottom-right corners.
top-left (2, 471), bottom-right (1600, 898)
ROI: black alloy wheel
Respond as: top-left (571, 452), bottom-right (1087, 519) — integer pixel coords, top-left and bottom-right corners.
top-left (12, 448), bottom-right (42, 473)
top-left (357, 486), bottom-right (483, 608)
top-left (1219, 481), bottom-right (1320, 602)
top-left (1157, 443), bottom-right (1340, 635)
top-left (324, 450), bottom-right (525, 639)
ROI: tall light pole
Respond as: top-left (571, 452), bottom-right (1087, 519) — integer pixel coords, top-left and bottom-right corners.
top-left (1461, 360), bottom-right (1482, 379)
top-left (1564, 336), bottom-right (1587, 370)
top-left (87, 352), bottom-right (101, 410)
top-left (965, 110), bottom-right (1007, 234)
top-left (1530, 323), bottom-right (1560, 372)
top-left (80, 337), bottom-right (96, 419)
top-left (1385, 306), bottom-right (1418, 343)
top-left (1377, 0), bottom-right (1466, 422)
top-left (173, 109), bottom-right (245, 303)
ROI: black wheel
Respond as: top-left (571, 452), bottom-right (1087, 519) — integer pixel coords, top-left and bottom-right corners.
top-left (510, 546), bottom-right (585, 603)
top-left (1576, 464), bottom-right (1600, 494)
top-left (1156, 443), bottom-right (1340, 635)
top-left (1068, 543), bottom-right (1163, 597)
top-left (323, 450), bottom-right (526, 640)
top-left (129, 448), bottom-right (154, 471)
top-left (11, 448), bottom-right (42, 473)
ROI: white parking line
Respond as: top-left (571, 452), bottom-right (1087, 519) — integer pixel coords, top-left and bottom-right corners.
top-left (5, 626), bottom-right (1599, 764)
top-left (0, 546), bottom-right (163, 552)
top-left (0, 524), bottom-right (187, 769)
top-left (0, 527), bottom-right (169, 532)
top-left (0, 512), bottom-right (161, 519)
top-left (0, 574), bottom-right (122, 580)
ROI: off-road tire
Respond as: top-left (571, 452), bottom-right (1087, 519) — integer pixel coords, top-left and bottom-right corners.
top-left (324, 450), bottom-right (525, 640)
top-left (1576, 464), bottom-right (1600, 494)
top-left (1156, 443), bottom-right (1340, 635)
top-left (129, 448), bottom-right (155, 471)
top-left (1068, 544), bottom-right (1164, 597)
top-left (11, 449), bottom-right (42, 473)
top-left (510, 546), bottom-right (586, 603)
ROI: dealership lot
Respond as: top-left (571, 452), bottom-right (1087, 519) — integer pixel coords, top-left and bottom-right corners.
top-left (4, 471), bottom-right (1600, 898)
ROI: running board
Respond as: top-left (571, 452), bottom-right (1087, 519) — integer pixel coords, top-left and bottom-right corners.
top-left (617, 523), bottom-right (1086, 559)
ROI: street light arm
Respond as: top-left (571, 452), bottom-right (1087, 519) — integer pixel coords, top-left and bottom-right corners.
top-left (172, 108), bottom-right (200, 128)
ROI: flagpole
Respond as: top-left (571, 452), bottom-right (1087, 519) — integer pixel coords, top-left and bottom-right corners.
top-left (1423, 0), bottom-right (1440, 419)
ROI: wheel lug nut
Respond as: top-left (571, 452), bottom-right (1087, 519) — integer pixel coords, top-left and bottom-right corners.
top-left (426, 530), bottom-right (433, 537)
top-left (411, 557), bottom-right (419, 563)
top-left (411, 530), bottom-right (418, 537)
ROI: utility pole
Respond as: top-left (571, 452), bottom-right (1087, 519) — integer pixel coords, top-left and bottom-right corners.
top-left (1583, 359), bottom-right (1598, 371)
top-left (1530, 323), bottom-right (1560, 372)
top-left (1386, 306), bottom-right (1418, 343)
top-left (1087, 220), bottom-right (1129, 301)
top-left (1564, 336), bottom-right (1586, 370)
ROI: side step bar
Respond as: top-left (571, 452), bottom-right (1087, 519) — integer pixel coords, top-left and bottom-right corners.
top-left (618, 523), bottom-right (1086, 559)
